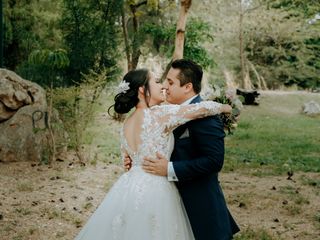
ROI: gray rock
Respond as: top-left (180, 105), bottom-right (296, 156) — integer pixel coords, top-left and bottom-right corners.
top-left (0, 69), bottom-right (50, 162)
top-left (302, 100), bottom-right (320, 116)
top-left (0, 101), bottom-right (16, 121)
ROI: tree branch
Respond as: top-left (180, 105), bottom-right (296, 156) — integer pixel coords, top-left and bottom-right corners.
top-left (133, 0), bottom-right (147, 9)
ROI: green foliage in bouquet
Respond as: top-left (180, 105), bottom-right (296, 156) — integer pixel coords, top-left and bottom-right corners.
top-left (209, 89), bottom-right (242, 135)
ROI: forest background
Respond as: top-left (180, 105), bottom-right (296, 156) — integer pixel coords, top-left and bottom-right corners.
top-left (4, 0), bottom-right (320, 89)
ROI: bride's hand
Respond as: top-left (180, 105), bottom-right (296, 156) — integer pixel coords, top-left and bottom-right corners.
top-left (222, 104), bottom-right (232, 114)
top-left (123, 154), bottom-right (132, 171)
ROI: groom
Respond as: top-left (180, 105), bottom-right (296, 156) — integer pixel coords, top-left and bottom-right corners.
top-left (125, 59), bottom-right (239, 239)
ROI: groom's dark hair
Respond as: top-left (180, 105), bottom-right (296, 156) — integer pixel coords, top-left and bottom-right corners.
top-left (171, 59), bottom-right (203, 94)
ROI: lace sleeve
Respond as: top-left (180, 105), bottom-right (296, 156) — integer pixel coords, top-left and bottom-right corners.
top-left (154, 101), bottom-right (225, 132)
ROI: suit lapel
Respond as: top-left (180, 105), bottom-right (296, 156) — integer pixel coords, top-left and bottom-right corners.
top-left (173, 95), bottom-right (202, 139)
top-left (173, 125), bottom-right (187, 139)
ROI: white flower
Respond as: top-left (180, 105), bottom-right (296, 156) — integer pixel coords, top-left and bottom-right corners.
top-left (116, 80), bottom-right (130, 94)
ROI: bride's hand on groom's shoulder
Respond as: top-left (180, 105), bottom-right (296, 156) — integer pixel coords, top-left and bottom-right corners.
top-left (222, 104), bottom-right (232, 114)
top-left (123, 154), bottom-right (132, 171)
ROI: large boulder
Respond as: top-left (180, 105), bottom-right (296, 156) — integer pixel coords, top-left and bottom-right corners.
top-left (302, 100), bottom-right (320, 116)
top-left (0, 69), bottom-right (50, 162)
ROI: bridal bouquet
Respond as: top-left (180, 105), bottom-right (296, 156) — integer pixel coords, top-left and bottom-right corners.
top-left (201, 86), bottom-right (242, 134)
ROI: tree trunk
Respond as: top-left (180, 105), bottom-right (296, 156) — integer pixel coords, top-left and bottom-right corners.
top-left (127, 1), bottom-right (148, 70)
top-left (161, 0), bottom-right (192, 81)
top-left (130, 4), bottom-right (141, 70)
top-left (121, 6), bottom-right (132, 71)
top-left (172, 0), bottom-right (192, 60)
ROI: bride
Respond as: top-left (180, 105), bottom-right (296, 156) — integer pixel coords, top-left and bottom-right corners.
top-left (75, 68), bottom-right (231, 240)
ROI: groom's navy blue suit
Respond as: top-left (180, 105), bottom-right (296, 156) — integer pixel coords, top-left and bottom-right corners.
top-left (171, 95), bottom-right (240, 240)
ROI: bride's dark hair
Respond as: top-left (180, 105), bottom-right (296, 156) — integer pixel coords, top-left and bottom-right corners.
top-left (109, 69), bottom-right (151, 115)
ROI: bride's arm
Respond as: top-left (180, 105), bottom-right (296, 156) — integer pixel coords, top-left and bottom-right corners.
top-left (158, 101), bottom-right (231, 132)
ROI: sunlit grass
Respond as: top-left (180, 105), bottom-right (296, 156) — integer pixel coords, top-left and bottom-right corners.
top-left (224, 92), bottom-right (320, 175)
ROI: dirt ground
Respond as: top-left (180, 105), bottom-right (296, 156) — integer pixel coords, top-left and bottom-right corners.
top-left (0, 158), bottom-right (319, 240)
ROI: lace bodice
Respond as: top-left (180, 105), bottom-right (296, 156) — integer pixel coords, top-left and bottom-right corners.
top-left (120, 101), bottom-right (225, 166)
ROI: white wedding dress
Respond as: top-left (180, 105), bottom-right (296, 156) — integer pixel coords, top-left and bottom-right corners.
top-left (75, 101), bottom-right (224, 240)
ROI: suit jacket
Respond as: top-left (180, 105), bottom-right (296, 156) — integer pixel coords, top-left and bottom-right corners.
top-left (171, 95), bottom-right (240, 240)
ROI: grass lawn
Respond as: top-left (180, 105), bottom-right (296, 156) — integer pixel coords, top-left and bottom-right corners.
top-left (224, 91), bottom-right (320, 175)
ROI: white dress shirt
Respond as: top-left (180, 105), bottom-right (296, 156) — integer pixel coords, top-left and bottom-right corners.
top-left (167, 95), bottom-right (199, 181)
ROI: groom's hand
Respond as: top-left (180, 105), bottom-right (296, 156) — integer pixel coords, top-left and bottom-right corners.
top-left (142, 152), bottom-right (168, 176)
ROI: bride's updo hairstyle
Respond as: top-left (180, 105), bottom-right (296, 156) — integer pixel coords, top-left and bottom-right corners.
top-left (111, 69), bottom-right (151, 114)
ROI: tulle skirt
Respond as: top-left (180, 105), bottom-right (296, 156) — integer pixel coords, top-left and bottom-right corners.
top-left (75, 166), bottom-right (194, 240)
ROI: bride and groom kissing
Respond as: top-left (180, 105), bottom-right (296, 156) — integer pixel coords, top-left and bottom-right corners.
top-left (75, 59), bottom-right (240, 240)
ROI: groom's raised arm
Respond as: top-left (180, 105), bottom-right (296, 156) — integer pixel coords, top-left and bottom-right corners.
top-left (172, 116), bottom-right (225, 181)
